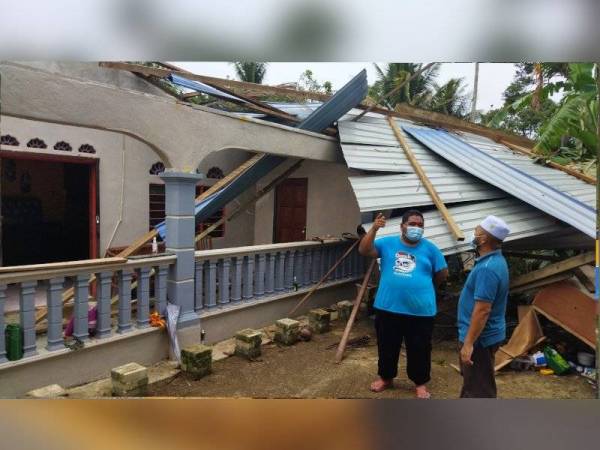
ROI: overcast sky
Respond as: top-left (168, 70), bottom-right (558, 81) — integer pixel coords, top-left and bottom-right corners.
top-left (172, 62), bottom-right (517, 112)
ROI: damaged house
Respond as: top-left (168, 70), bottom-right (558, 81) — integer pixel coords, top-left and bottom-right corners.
top-left (0, 61), bottom-right (596, 397)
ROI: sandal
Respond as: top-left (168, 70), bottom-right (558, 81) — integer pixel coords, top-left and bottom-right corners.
top-left (370, 378), bottom-right (393, 393)
top-left (415, 385), bottom-right (431, 399)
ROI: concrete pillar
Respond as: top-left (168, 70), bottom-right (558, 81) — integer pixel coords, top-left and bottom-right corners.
top-left (95, 271), bottom-right (113, 339)
top-left (46, 277), bottom-right (65, 351)
top-left (160, 171), bottom-right (204, 327)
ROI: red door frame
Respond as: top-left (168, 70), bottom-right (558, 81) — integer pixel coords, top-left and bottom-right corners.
top-left (0, 149), bottom-right (99, 259)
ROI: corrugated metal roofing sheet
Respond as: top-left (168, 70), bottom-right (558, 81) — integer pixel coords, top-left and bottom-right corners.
top-left (349, 170), bottom-right (505, 211)
top-left (364, 198), bottom-right (568, 255)
top-left (403, 126), bottom-right (596, 238)
top-left (297, 70), bottom-right (368, 132)
top-left (457, 131), bottom-right (596, 208)
top-left (337, 119), bottom-right (449, 173)
top-left (168, 73), bottom-right (244, 102)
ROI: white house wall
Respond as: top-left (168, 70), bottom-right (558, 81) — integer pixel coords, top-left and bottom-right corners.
top-left (253, 159), bottom-right (362, 244)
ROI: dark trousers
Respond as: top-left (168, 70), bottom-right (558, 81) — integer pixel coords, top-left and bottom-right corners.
top-left (459, 342), bottom-right (500, 398)
top-left (374, 308), bottom-right (434, 386)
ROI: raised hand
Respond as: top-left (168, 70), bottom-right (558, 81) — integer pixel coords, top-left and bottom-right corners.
top-left (373, 212), bottom-right (386, 231)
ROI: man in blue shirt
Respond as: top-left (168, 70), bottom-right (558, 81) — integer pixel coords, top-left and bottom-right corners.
top-left (458, 215), bottom-right (510, 398)
top-left (359, 209), bottom-right (448, 399)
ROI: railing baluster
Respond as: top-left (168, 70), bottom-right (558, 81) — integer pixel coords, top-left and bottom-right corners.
top-left (303, 248), bottom-right (311, 286)
top-left (136, 267), bottom-right (151, 328)
top-left (20, 281), bottom-right (38, 357)
top-left (285, 250), bottom-right (295, 290)
top-left (194, 260), bottom-right (204, 311)
top-left (205, 259), bottom-right (217, 308)
top-left (117, 269), bottom-right (133, 334)
top-left (155, 265), bottom-right (168, 315)
top-left (0, 284), bottom-right (7, 363)
top-left (254, 253), bottom-right (265, 298)
top-left (73, 274), bottom-right (90, 342)
top-left (95, 271), bottom-right (113, 339)
top-left (311, 247), bottom-right (321, 284)
top-left (218, 258), bottom-right (231, 305)
top-left (295, 249), bottom-right (303, 288)
top-left (231, 257), bottom-right (243, 303)
top-left (265, 253), bottom-right (275, 294)
top-left (46, 277), bottom-right (64, 351)
top-left (275, 252), bottom-right (285, 292)
top-left (242, 255), bottom-right (254, 301)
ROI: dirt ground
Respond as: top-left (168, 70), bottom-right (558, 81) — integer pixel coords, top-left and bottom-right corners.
top-left (149, 317), bottom-right (595, 399)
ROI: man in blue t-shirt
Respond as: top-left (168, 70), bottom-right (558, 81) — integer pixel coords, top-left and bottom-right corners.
top-left (458, 215), bottom-right (510, 398)
top-left (359, 209), bottom-right (448, 399)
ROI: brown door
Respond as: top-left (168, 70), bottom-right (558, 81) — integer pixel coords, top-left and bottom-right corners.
top-left (274, 178), bottom-right (307, 243)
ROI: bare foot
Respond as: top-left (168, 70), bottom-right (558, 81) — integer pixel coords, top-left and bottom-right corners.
top-left (415, 385), bottom-right (431, 399)
top-left (370, 378), bottom-right (393, 393)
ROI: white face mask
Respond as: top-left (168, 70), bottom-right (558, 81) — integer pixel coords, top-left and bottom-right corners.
top-left (467, 231), bottom-right (479, 250)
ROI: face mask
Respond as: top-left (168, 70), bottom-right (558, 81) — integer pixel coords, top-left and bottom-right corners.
top-left (468, 231), bottom-right (484, 250)
top-left (405, 226), bottom-right (424, 242)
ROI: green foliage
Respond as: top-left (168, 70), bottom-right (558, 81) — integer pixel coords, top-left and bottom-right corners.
top-left (232, 62), bottom-right (267, 84)
top-left (297, 69), bottom-right (333, 94)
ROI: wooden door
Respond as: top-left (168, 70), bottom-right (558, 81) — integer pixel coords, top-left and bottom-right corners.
top-left (274, 178), bottom-right (307, 243)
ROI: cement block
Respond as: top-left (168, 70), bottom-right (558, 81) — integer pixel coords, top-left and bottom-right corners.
top-left (235, 329), bottom-right (262, 359)
top-left (337, 300), bottom-right (354, 321)
top-left (181, 344), bottom-right (213, 380)
top-left (275, 318), bottom-right (300, 345)
top-left (26, 384), bottom-right (67, 399)
top-left (308, 308), bottom-right (331, 334)
top-left (111, 362), bottom-right (148, 397)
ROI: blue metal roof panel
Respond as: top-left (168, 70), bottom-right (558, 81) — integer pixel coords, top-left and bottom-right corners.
top-left (168, 73), bottom-right (244, 102)
top-left (402, 125), bottom-right (596, 238)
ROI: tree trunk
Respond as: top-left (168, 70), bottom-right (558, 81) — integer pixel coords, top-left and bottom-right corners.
top-left (470, 63), bottom-right (480, 122)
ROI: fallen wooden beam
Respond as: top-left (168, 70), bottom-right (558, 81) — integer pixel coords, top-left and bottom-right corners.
top-left (510, 273), bottom-right (574, 294)
top-left (499, 140), bottom-right (597, 185)
top-left (335, 259), bottom-right (377, 363)
top-left (509, 251), bottom-right (595, 290)
top-left (388, 116), bottom-right (465, 241)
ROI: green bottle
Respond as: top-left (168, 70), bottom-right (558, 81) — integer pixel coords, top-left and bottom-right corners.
top-left (543, 345), bottom-right (570, 375)
top-left (5, 323), bottom-right (24, 361)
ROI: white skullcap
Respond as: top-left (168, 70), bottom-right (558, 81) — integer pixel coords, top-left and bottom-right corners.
top-left (480, 215), bottom-right (510, 241)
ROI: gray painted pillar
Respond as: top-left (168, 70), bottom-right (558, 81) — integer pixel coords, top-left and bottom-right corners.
top-left (284, 250), bottom-right (295, 290)
top-left (275, 252), bottom-right (285, 292)
top-left (117, 269), bottom-right (133, 334)
top-left (265, 253), bottom-right (275, 294)
top-left (218, 258), bottom-right (231, 305)
top-left (303, 248), bottom-right (311, 286)
top-left (231, 257), bottom-right (243, 303)
top-left (155, 265), bottom-right (168, 315)
top-left (254, 254), bottom-right (266, 298)
top-left (194, 260), bottom-right (204, 311)
top-left (0, 284), bottom-right (7, 363)
top-left (20, 281), bottom-right (38, 357)
top-left (95, 271), bottom-right (113, 339)
top-left (46, 277), bottom-right (64, 351)
top-left (205, 260), bottom-right (217, 308)
top-left (160, 171), bottom-right (204, 327)
top-left (73, 274), bottom-right (90, 342)
top-left (136, 267), bottom-right (151, 328)
top-left (242, 255), bottom-right (255, 301)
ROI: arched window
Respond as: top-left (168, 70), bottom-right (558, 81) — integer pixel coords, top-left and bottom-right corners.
top-left (0, 134), bottom-right (19, 146)
top-left (78, 144), bottom-right (96, 154)
top-left (26, 138), bottom-right (47, 149)
top-left (54, 141), bottom-right (72, 151)
top-left (149, 161), bottom-right (165, 175)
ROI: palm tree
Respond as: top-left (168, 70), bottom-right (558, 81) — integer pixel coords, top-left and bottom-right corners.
top-left (232, 62), bottom-right (267, 84)
top-left (369, 63), bottom-right (440, 109)
top-left (424, 78), bottom-right (470, 119)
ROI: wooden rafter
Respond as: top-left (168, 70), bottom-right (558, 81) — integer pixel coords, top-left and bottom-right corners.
top-left (510, 251), bottom-right (595, 290)
top-left (387, 116), bottom-right (465, 241)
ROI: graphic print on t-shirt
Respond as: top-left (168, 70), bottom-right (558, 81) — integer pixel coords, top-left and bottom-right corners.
top-left (393, 251), bottom-right (417, 275)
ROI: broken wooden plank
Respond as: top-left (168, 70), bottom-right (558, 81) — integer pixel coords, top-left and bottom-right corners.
top-left (532, 282), bottom-right (596, 348)
top-left (510, 251), bottom-right (595, 290)
top-left (573, 265), bottom-right (596, 293)
top-left (510, 272), bottom-right (575, 294)
top-left (387, 116), bottom-right (465, 241)
top-left (494, 309), bottom-right (545, 372)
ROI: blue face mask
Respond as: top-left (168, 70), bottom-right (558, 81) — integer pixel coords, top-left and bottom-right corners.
top-left (405, 226), bottom-right (424, 242)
